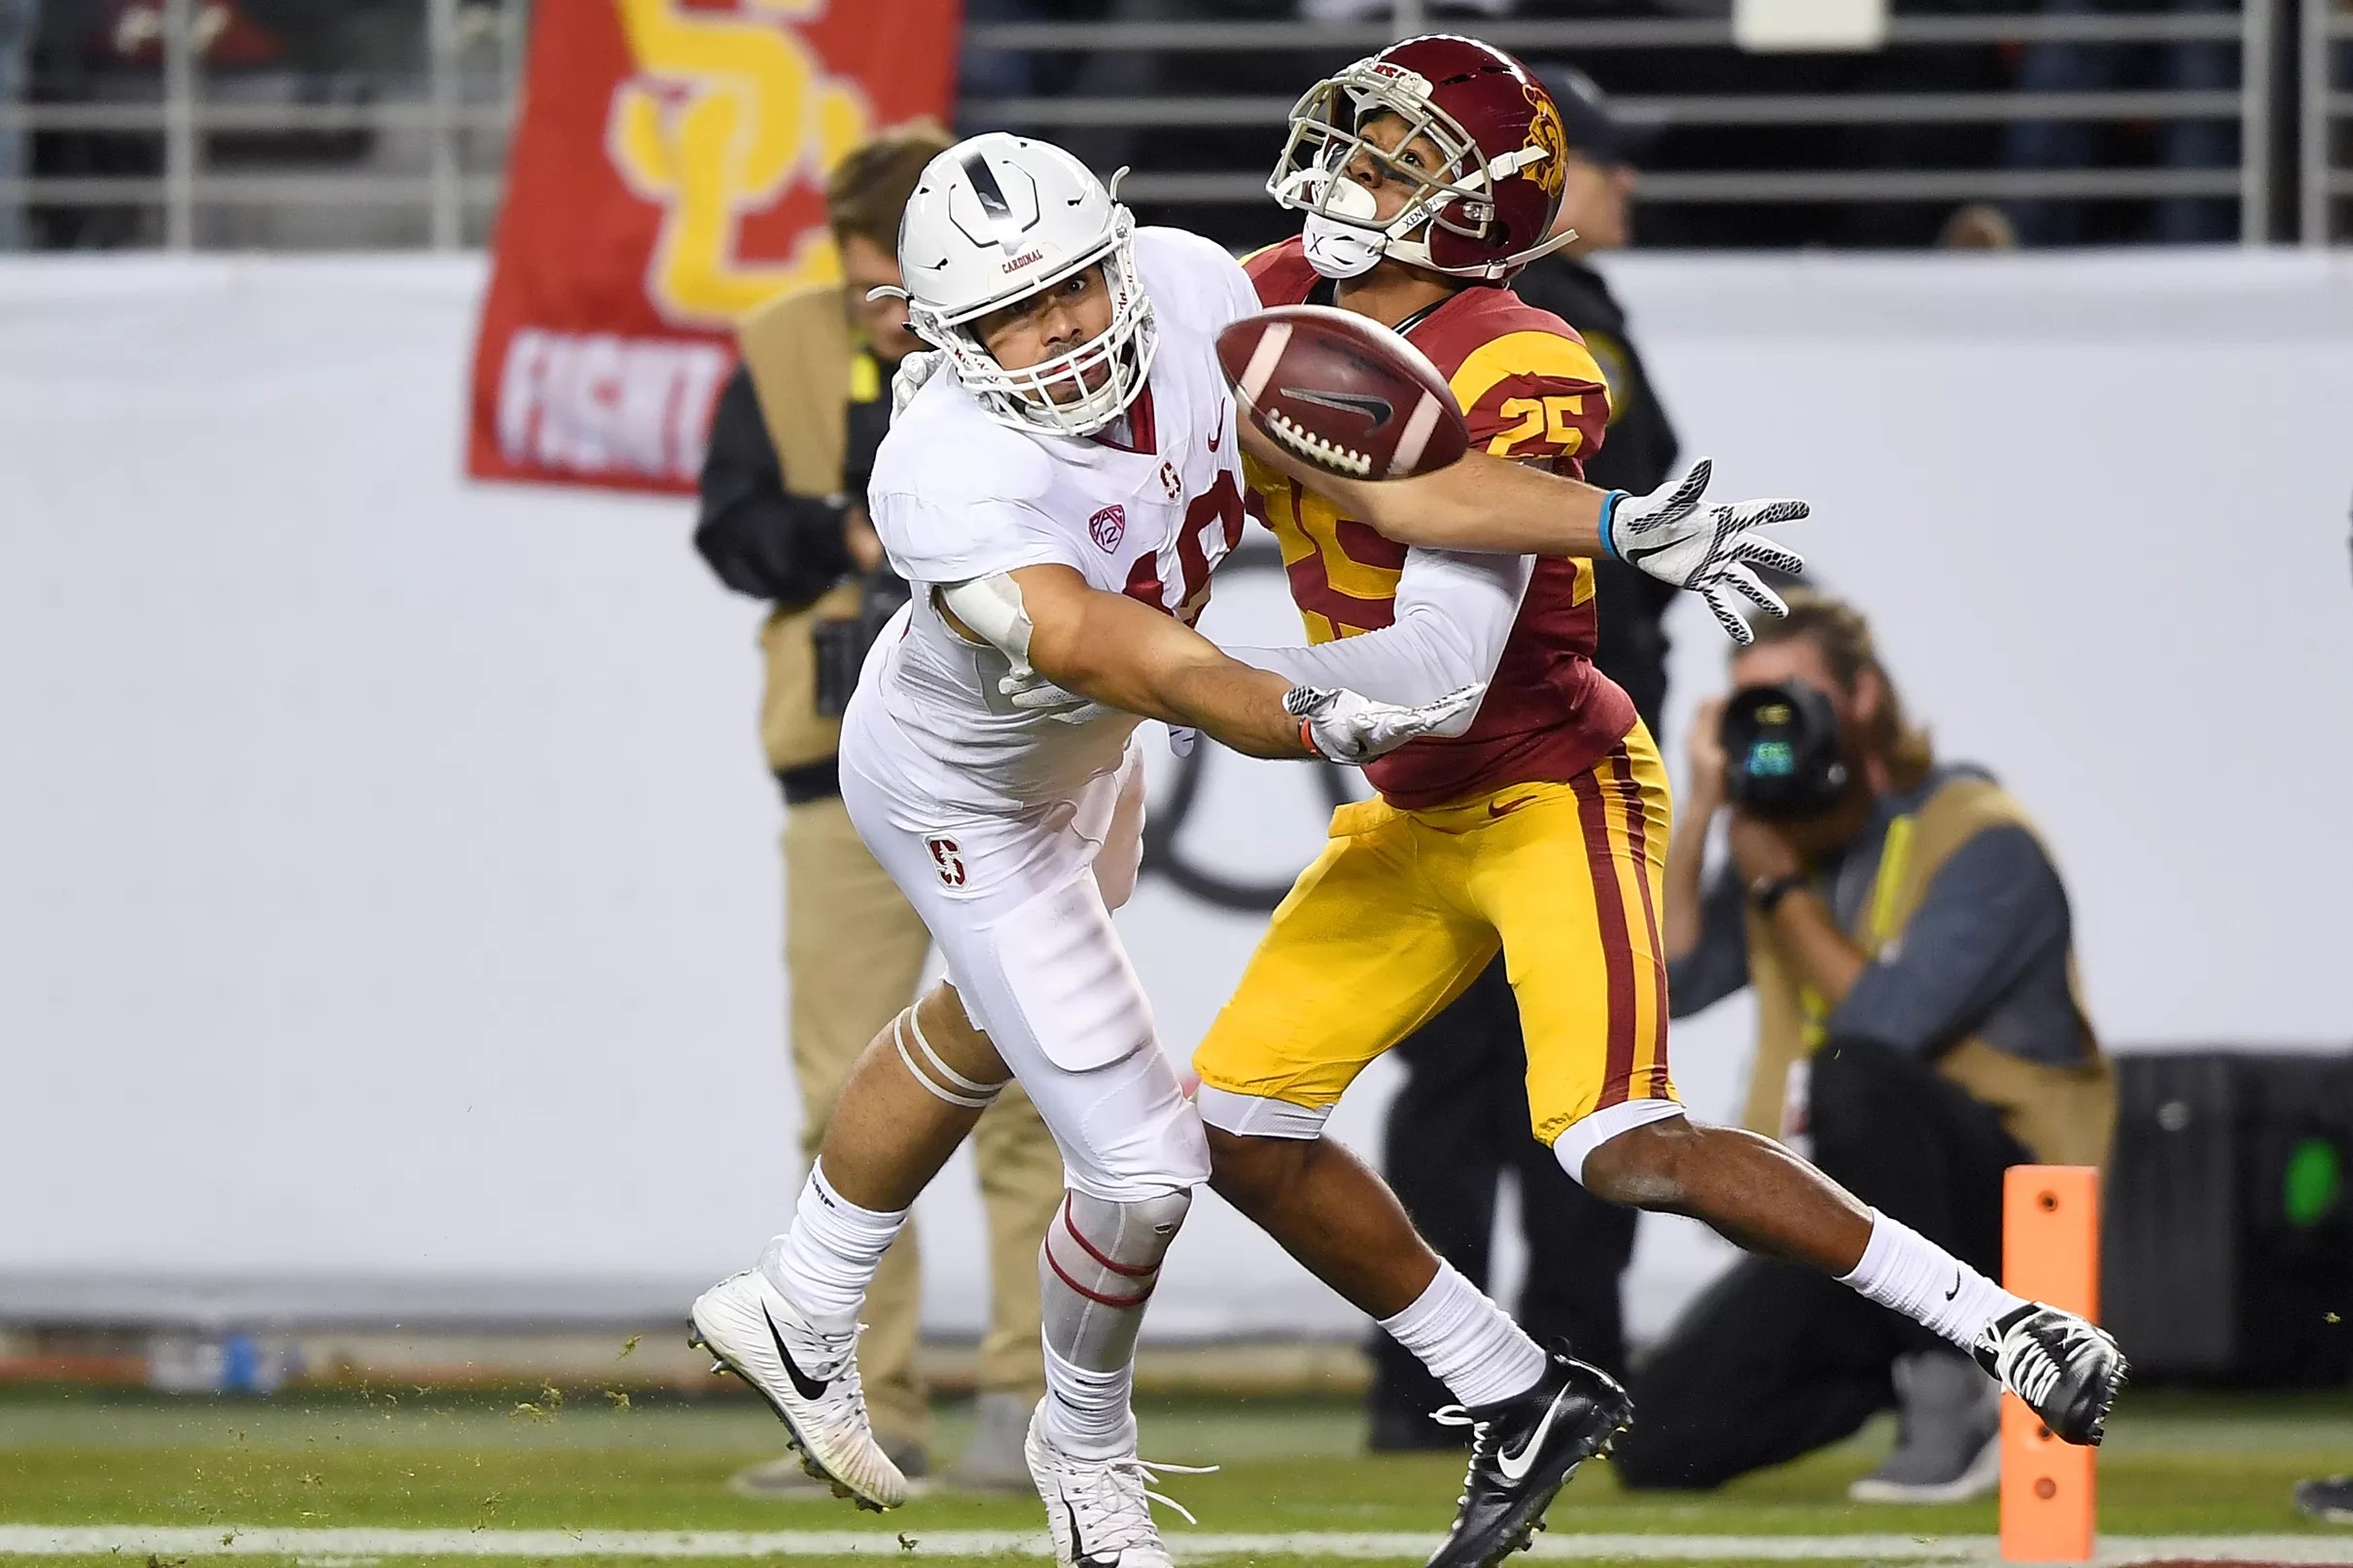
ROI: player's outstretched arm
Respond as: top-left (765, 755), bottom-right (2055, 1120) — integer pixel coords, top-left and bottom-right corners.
top-left (1226, 547), bottom-right (1531, 709)
top-left (1239, 420), bottom-right (1609, 554)
top-left (1243, 426), bottom-right (1811, 645)
top-left (939, 565), bottom-right (1480, 763)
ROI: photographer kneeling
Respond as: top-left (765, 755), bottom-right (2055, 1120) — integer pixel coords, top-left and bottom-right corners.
top-left (1614, 590), bottom-right (2116, 1502)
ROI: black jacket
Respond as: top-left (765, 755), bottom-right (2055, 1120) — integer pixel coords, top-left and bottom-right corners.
top-left (693, 362), bottom-right (894, 613)
top-left (1512, 257), bottom-right (1682, 739)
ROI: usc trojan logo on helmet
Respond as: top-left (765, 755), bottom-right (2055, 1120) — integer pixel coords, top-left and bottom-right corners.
top-left (1523, 85), bottom-right (1569, 198)
top-left (605, 0), bottom-right (873, 328)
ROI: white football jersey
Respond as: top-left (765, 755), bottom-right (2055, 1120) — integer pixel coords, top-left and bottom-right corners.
top-left (850, 227), bottom-right (1260, 813)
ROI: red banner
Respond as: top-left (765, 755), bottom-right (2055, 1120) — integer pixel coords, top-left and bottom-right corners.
top-left (469, 0), bottom-right (962, 493)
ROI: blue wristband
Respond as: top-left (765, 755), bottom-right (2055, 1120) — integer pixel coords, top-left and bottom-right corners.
top-left (1598, 491), bottom-right (1631, 560)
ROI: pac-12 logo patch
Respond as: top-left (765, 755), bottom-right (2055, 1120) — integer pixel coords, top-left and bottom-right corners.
top-left (1088, 505), bottom-right (1126, 552)
top-left (926, 836), bottom-right (966, 888)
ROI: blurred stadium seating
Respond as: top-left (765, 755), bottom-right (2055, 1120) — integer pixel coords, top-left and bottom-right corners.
top-left (0, 0), bottom-right (2348, 251)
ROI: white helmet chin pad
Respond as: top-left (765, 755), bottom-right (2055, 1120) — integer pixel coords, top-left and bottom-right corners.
top-left (895, 133), bottom-right (1159, 438)
top-left (1295, 174), bottom-right (1387, 279)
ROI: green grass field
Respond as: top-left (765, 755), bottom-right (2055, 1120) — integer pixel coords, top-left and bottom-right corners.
top-left (3, 1386), bottom-right (2350, 1567)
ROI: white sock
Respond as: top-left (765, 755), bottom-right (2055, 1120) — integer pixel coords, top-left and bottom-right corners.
top-left (1378, 1261), bottom-right (1549, 1410)
top-left (1839, 1209), bottom-right (2027, 1350)
top-left (1040, 1338), bottom-right (1138, 1460)
top-left (761, 1164), bottom-right (907, 1334)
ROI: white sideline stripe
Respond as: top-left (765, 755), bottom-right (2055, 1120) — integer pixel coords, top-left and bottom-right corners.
top-left (0, 1528), bottom-right (2347, 1563)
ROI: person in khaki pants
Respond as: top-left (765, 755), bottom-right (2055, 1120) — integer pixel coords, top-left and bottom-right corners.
top-left (692, 125), bottom-right (1064, 1495)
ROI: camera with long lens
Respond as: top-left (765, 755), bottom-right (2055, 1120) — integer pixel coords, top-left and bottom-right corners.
top-left (1719, 680), bottom-right (1849, 820)
top-left (814, 569), bottom-right (911, 717)
top-left (811, 381), bottom-right (900, 719)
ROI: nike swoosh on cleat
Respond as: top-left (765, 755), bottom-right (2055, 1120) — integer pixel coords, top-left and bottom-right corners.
top-left (1060, 1486), bottom-right (1122, 1568)
top-left (763, 1304), bottom-right (830, 1403)
top-left (1495, 1383), bottom-right (1577, 1483)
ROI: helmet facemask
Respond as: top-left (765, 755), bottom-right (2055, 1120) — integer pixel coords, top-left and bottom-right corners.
top-left (904, 207), bottom-right (1159, 439)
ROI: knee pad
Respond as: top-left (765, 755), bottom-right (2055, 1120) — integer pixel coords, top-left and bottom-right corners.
top-left (1044, 1187), bottom-right (1191, 1307)
top-left (1038, 1187), bottom-right (1191, 1368)
top-left (987, 874), bottom-right (1153, 1074)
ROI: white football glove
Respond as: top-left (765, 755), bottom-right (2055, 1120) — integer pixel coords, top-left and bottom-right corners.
top-left (1000, 666), bottom-right (1114, 726)
top-left (1284, 682), bottom-right (1486, 764)
top-left (890, 350), bottom-right (944, 417)
top-left (1600, 459), bottom-right (1809, 645)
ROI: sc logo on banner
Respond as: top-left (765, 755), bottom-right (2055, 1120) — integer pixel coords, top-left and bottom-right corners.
top-left (605, 0), bottom-right (872, 328)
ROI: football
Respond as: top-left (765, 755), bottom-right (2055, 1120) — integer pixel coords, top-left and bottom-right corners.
top-left (1215, 304), bottom-right (1471, 481)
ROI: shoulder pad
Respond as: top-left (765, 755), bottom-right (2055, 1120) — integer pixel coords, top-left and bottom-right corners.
top-left (868, 376), bottom-right (1057, 508)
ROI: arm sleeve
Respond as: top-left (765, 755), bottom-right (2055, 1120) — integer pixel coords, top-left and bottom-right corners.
top-left (1667, 868), bottom-right (1753, 1018)
top-left (1826, 826), bottom-right (2071, 1056)
top-left (692, 365), bottom-right (852, 610)
top-left (1224, 547), bottom-right (1531, 704)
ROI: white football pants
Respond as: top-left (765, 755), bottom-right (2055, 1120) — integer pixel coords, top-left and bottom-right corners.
top-left (837, 714), bottom-right (1208, 1203)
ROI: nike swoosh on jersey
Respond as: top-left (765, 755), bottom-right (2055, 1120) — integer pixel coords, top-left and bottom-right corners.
top-left (1208, 424), bottom-right (1222, 451)
top-left (764, 1305), bottom-right (830, 1402)
top-left (1496, 1382), bottom-right (1577, 1482)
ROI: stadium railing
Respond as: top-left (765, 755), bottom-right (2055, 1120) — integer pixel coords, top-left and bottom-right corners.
top-left (2303, 0), bottom-right (2353, 245)
top-left (0, 0), bottom-right (2341, 247)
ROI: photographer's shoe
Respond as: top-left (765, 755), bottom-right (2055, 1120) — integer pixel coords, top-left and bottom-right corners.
top-left (1848, 1351), bottom-right (2000, 1503)
top-left (2293, 1476), bottom-right (2353, 1523)
top-left (1972, 1302), bottom-right (2125, 1446)
top-left (1423, 1349), bottom-right (1633, 1568)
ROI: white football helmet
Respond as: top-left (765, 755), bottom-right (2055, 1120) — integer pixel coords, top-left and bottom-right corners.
top-left (883, 133), bottom-right (1157, 438)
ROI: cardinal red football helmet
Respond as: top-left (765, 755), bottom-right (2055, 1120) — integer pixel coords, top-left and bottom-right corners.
top-left (1267, 34), bottom-right (1573, 283)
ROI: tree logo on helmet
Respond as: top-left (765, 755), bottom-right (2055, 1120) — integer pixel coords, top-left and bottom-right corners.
top-left (1523, 86), bottom-right (1569, 198)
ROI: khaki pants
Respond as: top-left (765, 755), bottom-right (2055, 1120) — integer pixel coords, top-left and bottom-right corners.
top-left (783, 794), bottom-right (1064, 1452)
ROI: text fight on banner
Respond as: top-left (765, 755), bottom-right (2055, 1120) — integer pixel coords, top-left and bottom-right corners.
top-left (468, 0), bottom-right (961, 493)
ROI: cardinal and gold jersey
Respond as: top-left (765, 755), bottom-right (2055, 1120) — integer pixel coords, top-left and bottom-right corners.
top-left (1243, 237), bottom-right (1637, 811)
top-left (1193, 241), bottom-right (1678, 1160)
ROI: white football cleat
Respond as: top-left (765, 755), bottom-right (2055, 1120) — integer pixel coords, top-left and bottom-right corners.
top-left (688, 1268), bottom-right (907, 1511)
top-left (1025, 1400), bottom-right (1211, 1568)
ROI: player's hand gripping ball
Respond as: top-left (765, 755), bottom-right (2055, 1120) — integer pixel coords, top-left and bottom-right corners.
top-left (1216, 305), bottom-right (1471, 481)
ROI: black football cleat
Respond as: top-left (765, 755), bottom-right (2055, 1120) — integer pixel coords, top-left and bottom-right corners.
top-left (1423, 1349), bottom-right (1633, 1568)
top-left (1972, 1302), bottom-right (2126, 1446)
